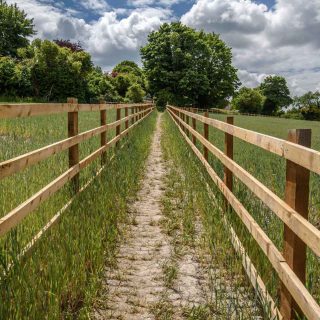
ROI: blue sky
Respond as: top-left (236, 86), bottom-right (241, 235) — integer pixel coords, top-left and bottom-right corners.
top-left (8, 0), bottom-right (320, 95)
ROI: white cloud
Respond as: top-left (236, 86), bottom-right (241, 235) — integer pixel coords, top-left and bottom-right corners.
top-left (7, 0), bottom-right (170, 70)
top-left (77, 0), bottom-right (110, 11)
top-left (181, 0), bottom-right (320, 95)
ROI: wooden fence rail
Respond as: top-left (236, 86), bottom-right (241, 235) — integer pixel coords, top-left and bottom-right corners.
top-left (0, 100), bottom-right (154, 242)
top-left (167, 105), bottom-right (320, 320)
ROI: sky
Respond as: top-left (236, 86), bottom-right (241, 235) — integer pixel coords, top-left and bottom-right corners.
top-left (7, 0), bottom-right (320, 96)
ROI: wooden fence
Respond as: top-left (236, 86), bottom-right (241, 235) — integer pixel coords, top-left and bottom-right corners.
top-left (167, 105), bottom-right (320, 320)
top-left (0, 100), bottom-right (154, 264)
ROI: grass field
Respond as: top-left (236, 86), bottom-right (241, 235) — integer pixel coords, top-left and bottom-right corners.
top-left (187, 112), bottom-right (320, 309)
top-left (0, 110), bottom-right (156, 319)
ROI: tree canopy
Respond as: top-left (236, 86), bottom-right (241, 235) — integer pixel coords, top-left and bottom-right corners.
top-left (141, 22), bottom-right (239, 108)
top-left (232, 87), bottom-right (264, 114)
top-left (0, 0), bottom-right (35, 57)
top-left (259, 76), bottom-right (292, 115)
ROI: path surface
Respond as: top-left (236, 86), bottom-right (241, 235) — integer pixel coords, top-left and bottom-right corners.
top-left (94, 113), bottom-right (170, 319)
top-left (93, 113), bottom-right (260, 319)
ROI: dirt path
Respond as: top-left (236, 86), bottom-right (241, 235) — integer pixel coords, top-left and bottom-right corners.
top-left (94, 113), bottom-right (170, 319)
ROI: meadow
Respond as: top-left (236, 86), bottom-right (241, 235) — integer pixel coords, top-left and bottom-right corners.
top-left (0, 109), bottom-right (156, 318)
top-left (189, 112), bottom-right (320, 310)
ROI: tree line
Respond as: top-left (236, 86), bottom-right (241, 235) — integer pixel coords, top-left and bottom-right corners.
top-left (0, 0), bottom-right (319, 120)
top-left (0, 1), bottom-right (146, 103)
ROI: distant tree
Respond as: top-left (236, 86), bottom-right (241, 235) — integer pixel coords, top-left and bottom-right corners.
top-left (259, 76), bottom-right (292, 115)
top-left (112, 60), bottom-right (147, 93)
top-left (141, 22), bottom-right (239, 108)
top-left (292, 91), bottom-right (320, 110)
top-left (85, 67), bottom-right (119, 102)
top-left (232, 87), bottom-right (264, 114)
top-left (53, 39), bottom-right (83, 52)
top-left (125, 83), bottom-right (145, 103)
top-left (0, 0), bottom-right (36, 57)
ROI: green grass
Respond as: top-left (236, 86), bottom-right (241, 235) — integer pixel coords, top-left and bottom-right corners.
top-left (0, 109), bottom-right (156, 319)
top-left (174, 110), bottom-right (320, 313)
top-left (161, 112), bottom-right (264, 319)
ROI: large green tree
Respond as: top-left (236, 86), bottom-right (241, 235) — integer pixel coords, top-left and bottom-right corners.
top-left (0, 0), bottom-right (35, 57)
top-left (141, 22), bottom-right (239, 108)
top-left (232, 87), bottom-right (264, 114)
top-left (18, 39), bottom-right (93, 101)
top-left (259, 76), bottom-right (292, 115)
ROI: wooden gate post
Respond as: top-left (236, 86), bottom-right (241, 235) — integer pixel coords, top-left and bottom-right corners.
top-left (100, 100), bottom-right (107, 165)
top-left (67, 97), bottom-right (79, 192)
top-left (116, 106), bottom-right (121, 148)
top-left (203, 111), bottom-right (209, 161)
top-left (224, 116), bottom-right (234, 211)
top-left (280, 129), bottom-right (311, 320)
top-left (192, 108), bottom-right (197, 145)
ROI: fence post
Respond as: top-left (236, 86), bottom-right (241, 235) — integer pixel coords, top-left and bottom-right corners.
top-left (125, 106), bottom-right (129, 135)
top-left (224, 117), bottom-right (234, 210)
top-left (192, 108), bottom-right (197, 145)
top-left (131, 106), bottom-right (134, 125)
top-left (186, 111), bottom-right (190, 138)
top-left (67, 97), bottom-right (79, 193)
top-left (116, 106), bottom-right (121, 148)
top-left (203, 111), bottom-right (209, 161)
top-left (280, 129), bottom-right (311, 320)
top-left (100, 100), bottom-right (107, 165)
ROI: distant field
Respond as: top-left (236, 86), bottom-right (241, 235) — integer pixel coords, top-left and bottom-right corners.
top-left (195, 112), bottom-right (320, 305)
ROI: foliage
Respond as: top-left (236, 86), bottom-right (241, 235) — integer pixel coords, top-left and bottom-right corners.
top-left (301, 106), bottom-right (320, 120)
top-left (292, 91), bottom-right (320, 110)
top-left (141, 22), bottom-right (239, 108)
top-left (0, 56), bottom-right (32, 97)
top-left (259, 75), bottom-right (292, 115)
top-left (0, 0), bottom-right (35, 57)
top-left (125, 83), bottom-right (145, 103)
top-left (53, 39), bottom-right (84, 52)
top-left (112, 60), bottom-right (147, 99)
top-left (18, 39), bottom-right (93, 101)
top-left (232, 87), bottom-right (264, 114)
top-left (85, 67), bottom-right (120, 102)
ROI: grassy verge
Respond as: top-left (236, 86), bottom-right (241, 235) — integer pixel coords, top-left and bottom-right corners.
top-left (191, 111), bottom-right (320, 306)
top-left (0, 111), bottom-right (156, 319)
top-left (160, 112), bottom-right (263, 319)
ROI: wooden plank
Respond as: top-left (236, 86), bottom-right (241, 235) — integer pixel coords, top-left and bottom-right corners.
top-left (203, 111), bottom-right (209, 161)
top-left (168, 106), bottom-right (320, 175)
top-left (168, 107), bottom-right (320, 258)
top-left (68, 98), bottom-right (79, 192)
top-left (224, 116), bottom-right (234, 211)
top-left (280, 129), bottom-right (311, 320)
top-left (168, 108), bottom-right (320, 320)
top-left (0, 108), bottom-right (154, 238)
top-left (0, 102), bottom-right (152, 119)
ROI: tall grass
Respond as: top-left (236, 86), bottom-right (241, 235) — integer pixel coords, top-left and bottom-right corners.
top-left (0, 110), bottom-right (156, 319)
top-left (180, 111), bottom-right (320, 310)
